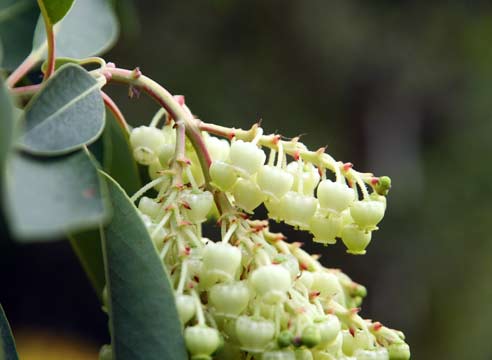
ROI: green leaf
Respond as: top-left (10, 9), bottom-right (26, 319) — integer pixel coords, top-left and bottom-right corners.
top-left (0, 0), bottom-right (39, 70)
top-left (101, 172), bottom-right (187, 360)
top-left (37, 0), bottom-right (74, 26)
top-left (101, 110), bottom-right (141, 194)
top-left (68, 229), bottom-right (105, 300)
top-left (19, 63), bottom-right (105, 156)
top-left (0, 304), bottom-right (19, 360)
top-left (3, 149), bottom-right (110, 241)
top-left (0, 76), bottom-right (15, 174)
top-left (32, 0), bottom-right (119, 60)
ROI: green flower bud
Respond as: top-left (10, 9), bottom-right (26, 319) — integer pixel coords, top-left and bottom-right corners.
top-left (341, 224), bottom-right (372, 255)
top-left (257, 165), bottom-right (294, 200)
top-left (374, 176), bottom-right (391, 196)
top-left (209, 281), bottom-right (250, 317)
top-left (302, 325), bottom-right (322, 348)
top-left (278, 330), bottom-right (295, 348)
top-left (210, 161), bottom-right (237, 191)
top-left (175, 294), bottom-right (196, 325)
top-left (235, 316), bottom-right (275, 352)
top-left (387, 343), bottom-right (410, 360)
top-left (232, 178), bottom-right (266, 213)
top-left (99, 344), bottom-right (113, 360)
top-left (229, 140), bottom-right (266, 176)
top-left (185, 325), bottom-right (221, 360)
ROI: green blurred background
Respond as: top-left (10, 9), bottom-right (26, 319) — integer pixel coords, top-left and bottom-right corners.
top-left (2, 1), bottom-right (492, 359)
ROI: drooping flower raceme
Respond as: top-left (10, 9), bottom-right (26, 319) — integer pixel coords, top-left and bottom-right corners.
top-left (101, 115), bottom-right (407, 360)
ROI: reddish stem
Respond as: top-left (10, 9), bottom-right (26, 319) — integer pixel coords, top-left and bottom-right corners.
top-left (6, 53), bottom-right (39, 88)
top-left (43, 25), bottom-right (56, 80)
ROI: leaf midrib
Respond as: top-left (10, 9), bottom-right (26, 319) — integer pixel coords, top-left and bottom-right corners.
top-left (26, 81), bottom-right (100, 135)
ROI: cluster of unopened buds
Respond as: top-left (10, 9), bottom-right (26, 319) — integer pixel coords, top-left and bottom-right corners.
top-left (106, 103), bottom-right (408, 360)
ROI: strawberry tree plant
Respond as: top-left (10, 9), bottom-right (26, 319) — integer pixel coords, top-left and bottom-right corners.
top-left (0, 1), bottom-right (410, 359)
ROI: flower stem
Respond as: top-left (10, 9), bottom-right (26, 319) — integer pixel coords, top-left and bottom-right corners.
top-left (103, 66), bottom-right (235, 214)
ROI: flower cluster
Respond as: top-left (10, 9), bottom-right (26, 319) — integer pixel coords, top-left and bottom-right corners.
top-left (104, 116), bottom-right (408, 360)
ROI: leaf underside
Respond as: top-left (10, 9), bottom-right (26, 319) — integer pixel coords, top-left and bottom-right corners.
top-left (4, 150), bottom-right (109, 240)
top-left (19, 63), bottom-right (105, 156)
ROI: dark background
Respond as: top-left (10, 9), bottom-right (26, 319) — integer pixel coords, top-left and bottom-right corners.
top-left (2, 1), bottom-right (492, 359)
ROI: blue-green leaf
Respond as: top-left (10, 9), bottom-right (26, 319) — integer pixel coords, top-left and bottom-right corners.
top-left (19, 63), bottom-right (105, 156)
top-left (0, 0), bottom-right (39, 70)
top-left (3, 149), bottom-right (110, 241)
top-left (32, 0), bottom-right (118, 60)
top-left (0, 304), bottom-right (18, 360)
top-left (101, 172), bottom-right (187, 360)
top-left (37, 0), bottom-right (74, 26)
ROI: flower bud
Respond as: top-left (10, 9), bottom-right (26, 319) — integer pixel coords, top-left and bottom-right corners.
top-left (278, 254), bottom-right (301, 280)
top-left (311, 272), bottom-right (345, 305)
top-left (229, 140), bottom-right (266, 176)
top-left (210, 161), bottom-right (237, 191)
top-left (138, 196), bottom-right (161, 219)
top-left (185, 325), bottom-right (221, 359)
top-left (235, 316), bottom-right (275, 352)
top-left (209, 281), bottom-right (250, 318)
top-left (317, 180), bottom-right (355, 213)
top-left (175, 294), bottom-right (196, 325)
top-left (99, 344), bottom-right (113, 360)
top-left (297, 271), bottom-right (314, 289)
top-left (309, 213), bottom-right (343, 245)
top-left (257, 165), bottom-right (294, 199)
top-left (264, 197), bottom-right (286, 222)
top-left (350, 200), bottom-right (385, 231)
top-left (302, 325), bottom-right (322, 348)
top-left (232, 178), bottom-right (266, 213)
top-left (251, 264), bottom-right (292, 304)
top-left (147, 161), bottom-right (168, 191)
top-left (387, 343), bottom-right (410, 360)
top-left (341, 224), bottom-right (372, 255)
top-left (315, 314), bottom-right (341, 346)
top-left (294, 349), bottom-right (314, 360)
top-left (202, 242), bottom-right (242, 282)
top-left (263, 350), bottom-right (296, 360)
top-left (281, 191), bottom-right (318, 229)
top-left (286, 162), bottom-right (320, 195)
top-left (354, 348), bottom-right (389, 360)
top-left (277, 330), bottom-right (295, 348)
top-left (130, 126), bottom-right (166, 165)
top-left (182, 190), bottom-right (214, 223)
top-left (205, 135), bottom-right (230, 162)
